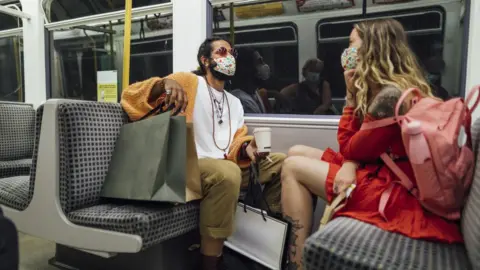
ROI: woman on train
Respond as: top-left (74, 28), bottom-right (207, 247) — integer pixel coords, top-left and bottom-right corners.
top-left (280, 18), bottom-right (463, 270)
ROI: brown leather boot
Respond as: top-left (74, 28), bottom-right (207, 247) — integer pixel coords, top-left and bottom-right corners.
top-left (201, 254), bottom-right (228, 270)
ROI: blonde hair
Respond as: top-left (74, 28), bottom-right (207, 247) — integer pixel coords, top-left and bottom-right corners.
top-left (352, 19), bottom-right (433, 117)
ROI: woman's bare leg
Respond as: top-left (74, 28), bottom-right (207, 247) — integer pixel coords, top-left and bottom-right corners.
top-left (281, 156), bottom-right (330, 270)
top-left (287, 145), bottom-right (324, 159)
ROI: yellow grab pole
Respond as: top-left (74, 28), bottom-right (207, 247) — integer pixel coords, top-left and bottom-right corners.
top-left (122, 0), bottom-right (133, 90)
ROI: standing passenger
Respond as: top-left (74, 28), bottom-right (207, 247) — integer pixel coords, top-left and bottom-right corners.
top-left (121, 37), bottom-right (285, 270)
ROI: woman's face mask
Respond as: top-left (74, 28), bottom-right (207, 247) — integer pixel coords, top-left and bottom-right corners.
top-left (341, 47), bottom-right (359, 70)
top-left (305, 72), bottom-right (320, 83)
top-left (256, 64), bottom-right (271, 81)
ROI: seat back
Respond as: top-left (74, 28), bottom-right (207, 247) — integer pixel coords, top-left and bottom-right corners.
top-left (462, 117), bottom-right (480, 268)
top-left (57, 101), bottom-right (128, 213)
top-left (0, 103), bottom-right (35, 161)
top-left (24, 106), bottom-right (44, 209)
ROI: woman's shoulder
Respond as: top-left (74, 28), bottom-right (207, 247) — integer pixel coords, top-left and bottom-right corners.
top-left (367, 85), bottom-right (406, 119)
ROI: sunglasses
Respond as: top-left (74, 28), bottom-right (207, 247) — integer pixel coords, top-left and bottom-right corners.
top-left (214, 47), bottom-right (238, 58)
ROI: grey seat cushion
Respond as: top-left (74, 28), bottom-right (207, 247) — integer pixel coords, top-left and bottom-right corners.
top-left (0, 176), bottom-right (30, 210)
top-left (304, 217), bottom-right (470, 270)
top-left (67, 201), bottom-right (200, 249)
top-left (0, 159), bottom-right (32, 179)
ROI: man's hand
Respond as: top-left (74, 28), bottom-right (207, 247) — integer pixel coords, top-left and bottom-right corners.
top-left (333, 161), bottom-right (358, 194)
top-left (245, 138), bottom-right (269, 163)
top-left (164, 78), bottom-right (188, 114)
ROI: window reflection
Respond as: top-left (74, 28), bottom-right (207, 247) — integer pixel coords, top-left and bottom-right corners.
top-left (50, 15), bottom-right (173, 101)
top-left (51, 31), bottom-right (115, 100)
top-left (48, 0), bottom-right (467, 116)
top-left (216, 1), bottom-right (465, 116)
top-left (44, 0), bottom-right (171, 22)
top-left (0, 36), bottom-right (24, 102)
top-left (0, 4), bottom-right (22, 31)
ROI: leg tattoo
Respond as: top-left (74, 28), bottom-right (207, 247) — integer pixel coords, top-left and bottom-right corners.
top-left (284, 215), bottom-right (304, 270)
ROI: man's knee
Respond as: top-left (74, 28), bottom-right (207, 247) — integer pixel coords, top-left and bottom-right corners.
top-left (204, 161), bottom-right (242, 193)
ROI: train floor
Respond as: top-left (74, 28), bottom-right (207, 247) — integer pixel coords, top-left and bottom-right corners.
top-left (17, 233), bottom-right (269, 270)
top-left (18, 233), bottom-right (56, 270)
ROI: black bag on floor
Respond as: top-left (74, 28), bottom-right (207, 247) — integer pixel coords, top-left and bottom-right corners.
top-left (0, 208), bottom-right (19, 270)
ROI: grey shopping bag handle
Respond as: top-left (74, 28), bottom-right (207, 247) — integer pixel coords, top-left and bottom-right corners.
top-left (138, 102), bottom-right (179, 121)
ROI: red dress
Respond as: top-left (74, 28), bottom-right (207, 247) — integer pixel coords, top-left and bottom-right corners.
top-left (322, 107), bottom-right (464, 243)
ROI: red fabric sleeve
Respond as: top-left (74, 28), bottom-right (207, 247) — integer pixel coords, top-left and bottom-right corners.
top-left (338, 107), bottom-right (399, 162)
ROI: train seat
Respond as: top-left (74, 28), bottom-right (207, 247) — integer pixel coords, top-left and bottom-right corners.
top-left (0, 102), bottom-right (36, 179)
top-left (0, 105), bottom-right (42, 211)
top-left (2, 100), bottom-right (200, 269)
top-left (303, 118), bottom-right (480, 270)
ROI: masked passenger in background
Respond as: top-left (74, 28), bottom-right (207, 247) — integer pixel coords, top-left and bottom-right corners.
top-left (280, 58), bottom-right (333, 115)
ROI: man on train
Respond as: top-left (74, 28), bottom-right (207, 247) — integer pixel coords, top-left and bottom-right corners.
top-left (120, 36), bottom-right (285, 270)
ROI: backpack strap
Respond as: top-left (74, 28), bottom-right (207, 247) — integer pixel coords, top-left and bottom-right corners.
top-left (360, 117), bottom-right (399, 130)
top-left (466, 85), bottom-right (480, 112)
top-left (378, 153), bottom-right (418, 220)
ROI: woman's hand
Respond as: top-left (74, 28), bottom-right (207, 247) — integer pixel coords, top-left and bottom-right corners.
top-left (344, 69), bottom-right (356, 94)
top-left (164, 78), bottom-right (188, 113)
top-left (246, 138), bottom-right (269, 163)
top-left (333, 161), bottom-right (358, 194)
top-left (344, 69), bottom-right (357, 107)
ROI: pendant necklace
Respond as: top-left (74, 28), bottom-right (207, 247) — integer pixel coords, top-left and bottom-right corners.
top-left (204, 77), bottom-right (232, 153)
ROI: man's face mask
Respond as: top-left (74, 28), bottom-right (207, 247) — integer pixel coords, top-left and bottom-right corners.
top-left (341, 47), bottom-right (359, 70)
top-left (256, 64), bottom-right (271, 81)
top-left (212, 54), bottom-right (236, 76)
top-left (305, 72), bottom-right (320, 83)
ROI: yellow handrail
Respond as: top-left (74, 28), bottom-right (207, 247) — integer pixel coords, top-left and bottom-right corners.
top-left (122, 0), bottom-right (133, 90)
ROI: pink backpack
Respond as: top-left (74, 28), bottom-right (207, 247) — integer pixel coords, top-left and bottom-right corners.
top-left (361, 86), bottom-right (480, 220)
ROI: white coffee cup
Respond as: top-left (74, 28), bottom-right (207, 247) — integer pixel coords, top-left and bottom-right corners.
top-left (253, 127), bottom-right (272, 153)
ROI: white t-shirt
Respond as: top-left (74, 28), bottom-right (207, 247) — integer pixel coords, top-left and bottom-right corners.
top-left (193, 76), bottom-right (245, 159)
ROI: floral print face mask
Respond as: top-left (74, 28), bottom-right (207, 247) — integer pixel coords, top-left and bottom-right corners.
top-left (213, 54), bottom-right (236, 76)
top-left (341, 47), bottom-right (359, 70)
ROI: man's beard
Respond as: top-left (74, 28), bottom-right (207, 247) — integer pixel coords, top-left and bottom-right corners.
top-left (209, 62), bottom-right (234, 82)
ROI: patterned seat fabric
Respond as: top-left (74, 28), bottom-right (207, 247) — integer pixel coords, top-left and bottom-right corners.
top-left (0, 176), bottom-right (30, 210)
top-left (67, 202), bottom-right (200, 249)
top-left (0, 103), bottom-right (35, 179)
top-left (57, 102), bottom-right (200, 247)
top-left (462, 117), bottom-right (480, 269)
top-left (304, 217), bottom-right (471, 270)
top-left (0, 105), bottom-right (42, 211)
top-left (0, 159), bottom-right (31, 179)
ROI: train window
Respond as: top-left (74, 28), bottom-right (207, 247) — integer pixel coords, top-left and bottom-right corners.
top-left (0, 36), bottom-right (24, 102)
top-left (317, 6), bottom-right (464, 114)
top-left (0, 4), bottom-right (22, 31)
top-left (215, 23), bottom-right (299, 91)
top-left (43, 0), bottom-right (170, 22)
top-left (49, 14), bottom-right (173, 101)
top-left (212, 0), bottom-right (356, 116)
top-left (130, 34), bottom-right (173, 84)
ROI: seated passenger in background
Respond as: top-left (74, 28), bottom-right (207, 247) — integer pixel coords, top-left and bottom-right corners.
top-left (230, 47), bottom-right (271, 114)
top-left (280, 19), bottom-right (463, 270)
top-left (121, 37), bottom-right (285, 270)
top-left (424, 57), bottom-right (450, 100)
top-left (280, 58), bottom-right (333, 115)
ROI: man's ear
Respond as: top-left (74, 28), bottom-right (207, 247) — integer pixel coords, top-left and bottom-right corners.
top-left (200, 56), bottom-right (208, 67)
